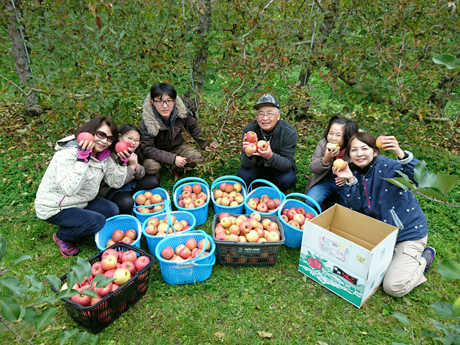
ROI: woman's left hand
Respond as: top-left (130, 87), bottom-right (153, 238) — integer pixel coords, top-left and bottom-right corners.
top-left (332, 165), bottom-right (354, 182)
top-left (205, 141), bottom-right (218, 152)
top-left (379, 136), bottom-right (405, 159)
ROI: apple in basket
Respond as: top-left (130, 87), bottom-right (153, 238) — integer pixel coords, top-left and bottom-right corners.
top-left (111, 229), bottom-right (124, 242)
top-left (113, 268), bottom-right (131, 285)
top-left (125, 229), bottom-right (137, 240)
top-left (101, 255), bottom-right (118, 271)
top-left (305, 212), bottom-right (315, 220)
top-left (135, 256), bottom-right (151, 271)
top-left (122, 250), bottom-right (137, 263)
top-left (161, 246), bottom-right (175, 260)
top-left (121, 261), bottom-right (137, 276)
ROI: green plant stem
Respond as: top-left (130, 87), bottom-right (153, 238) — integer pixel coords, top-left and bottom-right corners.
top-left (413, 191), bottom-right (460, 208)
top-left (0, 316), bottom-right (34, 345)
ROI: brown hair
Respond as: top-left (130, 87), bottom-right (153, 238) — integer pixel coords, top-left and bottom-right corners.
top-left (74, 115), bottom-right (119, 152)
top-left (345, 132), bottom-right (379, 160)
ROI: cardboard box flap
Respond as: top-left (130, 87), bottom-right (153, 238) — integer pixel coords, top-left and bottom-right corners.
top-left (314, 205), bottom-right (398, 247)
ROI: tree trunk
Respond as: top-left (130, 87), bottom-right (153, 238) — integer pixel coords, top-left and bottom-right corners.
top-left (297, 0), bottom-right (340, 88)
top-left (181, 0), bottom-right (212, 116)
top-left (5, 0), bottom-right (43, 115)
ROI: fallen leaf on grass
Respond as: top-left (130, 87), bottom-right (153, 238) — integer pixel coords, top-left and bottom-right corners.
top-left (257, 331), bottom-right (272, 338)
top-left (214, 332), bottom-right (225, 339)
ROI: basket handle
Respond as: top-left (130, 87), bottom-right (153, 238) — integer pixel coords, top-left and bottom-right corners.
top-left (248, 179), bottom-right (283, 198)
top-left (281, 193), bottom-right (322, 215)
top-left (211, 175), bottom-right (247, 191)
top-left (163, 203), bottom-right (177, 237)
top-left (173, 177), bottom-right (209, 195)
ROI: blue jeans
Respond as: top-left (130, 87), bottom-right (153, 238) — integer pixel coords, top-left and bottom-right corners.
top-left (46, 197), bottom-right (119, 243)
top-left (237, 166), bottom-right (297, 191)
top-left (306, 178), bottom-right (344, 206)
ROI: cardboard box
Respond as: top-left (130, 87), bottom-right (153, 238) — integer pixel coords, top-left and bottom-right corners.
top-left (298, 204), bottom-right (399, 308)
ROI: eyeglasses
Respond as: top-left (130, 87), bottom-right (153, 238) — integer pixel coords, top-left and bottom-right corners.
top-left (257, 111), bottom-right (277, 119)
top-left (153, 99), bottom-right (174, 106)
top-left (126, 136), bottom-right (140, 144)
top-left (95, 131), bottom-right (114, 143)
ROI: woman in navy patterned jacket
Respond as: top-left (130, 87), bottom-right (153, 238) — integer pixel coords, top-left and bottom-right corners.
top-left (332, 132), bottom-right (436, 298)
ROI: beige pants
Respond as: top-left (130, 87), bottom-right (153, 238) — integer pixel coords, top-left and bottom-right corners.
top-left (382, 235), bottom-right (428, 297)
top-left (144, 144), bottom-right (203, 176)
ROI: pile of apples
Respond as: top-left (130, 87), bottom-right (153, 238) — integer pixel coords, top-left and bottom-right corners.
top-left (63, 248), bottom-right (151, 308)
top-left (214, 212), bottom-right (281, 243)
top-left (246, 194), bottom-right (281, 213)
top-left (160, 238), bottom-right (211, 261)
top-left (280, 206), bottom-right (315, 230)
top-left (213, 182), bottom-right (244, 207)
top-left (135, 192), bottom-right (165, 214)
top-left (144, 214), bottom-right (192, 236)
top-left (177, 184), bottom-right (208, 209)
top-left (243, 131), bottom-right (269, 155)
top-left (105, 228), bottom-right (138, 248)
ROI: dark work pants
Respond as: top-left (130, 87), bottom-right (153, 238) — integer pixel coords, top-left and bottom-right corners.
top-left (46, 197), bottom-right (119, 243)
top-left (237, 166), bottom-right (297, 191)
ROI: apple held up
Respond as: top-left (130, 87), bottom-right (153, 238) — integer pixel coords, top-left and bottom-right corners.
top-left (115, 141), bottom-right (132, 154)
top-left (244, 131), bottom-right (258, 143)
top-left (332, 159), bottom-right (347, 170)
top-left (77, 132), bottom-right (94, 145)
top-left (376, 135), bottom-right (385, 149)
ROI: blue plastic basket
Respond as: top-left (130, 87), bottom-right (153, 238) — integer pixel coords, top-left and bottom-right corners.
top-left (95, 215), bottom-right (142, 251)
top-left (155, 230), bottom-right (216, 285)
top-left (243, 179), bottom-right (286, 216)
top-left (278, 193), bottom-right (321, 248)
top-left (173, 177), bottom-right (210, 226)
top-left (211, 175), bottom-right (247, 215)
top-left (141, 207), bottom-right (196, 258)
top-left (132, 188), bottom-right (171, 223)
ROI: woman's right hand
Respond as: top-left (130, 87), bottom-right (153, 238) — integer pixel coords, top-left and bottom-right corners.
top-left (323, 146), bottom-right (340, 164)
top-left (175, 156), bottom-right (187, 167)
top-left (77, 140), bottom-right (94, 162)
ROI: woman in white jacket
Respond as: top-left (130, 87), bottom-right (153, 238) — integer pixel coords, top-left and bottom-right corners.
top-left (35, 116), bottom-right (129, 257)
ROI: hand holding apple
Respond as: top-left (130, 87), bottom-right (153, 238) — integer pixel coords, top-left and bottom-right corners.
top-left (376, 135), bottom-right (404, 158)
top-left (253, 141), bottom-right (273, 160)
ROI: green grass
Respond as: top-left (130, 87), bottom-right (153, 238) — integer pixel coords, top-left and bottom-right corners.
top-left (1, 104), bottom-right (459, 345)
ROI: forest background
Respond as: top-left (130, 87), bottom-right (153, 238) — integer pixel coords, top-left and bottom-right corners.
top-left (0, 0), bottom-right (460, 344)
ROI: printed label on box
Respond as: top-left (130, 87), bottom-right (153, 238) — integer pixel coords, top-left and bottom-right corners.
top-left (319, 236), bottom-right (347, 262)
top-left (333, 266), bottom-right (357, 285)
top-left (355, 254), bottom-right (366, 265)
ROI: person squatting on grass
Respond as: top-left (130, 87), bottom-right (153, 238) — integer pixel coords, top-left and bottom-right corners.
top-left (34, 116), bottom-right (128, 257)
top-left (139, 83), bottom-right (217, 177)
top-left (97, 124), bottom-right (160, 215)
top-left (332, 132), bottom-right (436, 297)
top-left (238, 94), bottom-right (298, 192)
top-left (304, 114), bottom-right (358, 210)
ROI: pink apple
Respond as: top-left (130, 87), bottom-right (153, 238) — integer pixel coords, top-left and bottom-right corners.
top-left (115, 141), bottom-right (132, 154)
top-left (244, 143), bottom-right (257, 155)
top-left (287, 209), bottom-right (297, 220)
top-left (182, 184), bottom-right (192, 193)
top-left (245, 131), bottom-right (257, 143)
top-left (257, 203), bottom-right (268, 213)
top-left (179, 247), bottom-right (191, 259)
top-left (111, 229), bottom-right (124, 242)
top-left (296, 207), bottom-right (306, 216)
top-left (281, 214), bottom-right (289, 222)
top-left (121, 261), bottom-right (137, 276)
top-left (91, 262), bottom-right (104, 276)
top-left (95, 282), bottom-right (113, 298)
top-left (293, 213), bottom-right (306, 225)
top-left (122, 250), bottom-right (137, 264)
top-left (104, 269), bottom-right (115, 278)
top-left (185, 238), bottom-right (198, 250)
top-left (257, 140), bottom-right (268, 151)
top-left (101, 255), bottom-right (118, 271)
top-left (102, 248), bottom-right (119, 260)
top-left (215, 232), bottom-right (227, 241)
top-left (161, 246), bottom-right (174, 260)
top-left (305, 212), bottom-right (315, 220)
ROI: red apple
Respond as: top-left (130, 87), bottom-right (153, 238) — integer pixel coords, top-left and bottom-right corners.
top-left (135, 256), bottom-right (151, 271)
top-left (115, 141), bottom-right (132, 154)
top-left (296, 207), bottom-right (306, 216)
top-left (111, 229), bottom-right (124, 242)
top-left (125, 229), bottom-right (137, 241)
top-left (161, 246), bottom-right (175, 260)
top-left (305, 212), bottom-right (315, 220)
top-left (102, 248), bottom-right (119, 260)
top-left (120, 237), bottom-right (133, 245)
top-left (376, 135), bottom-right (385, 149)
top-left (95, 282), bottom-right (113, 298)
top-left (182, 184), bottom-right (192, 193)
top-left (121, 261), bottom-right (137, 276)
top-left (71, 292), bottom-right (91, 306)
top-left (245, 131), bottom-right (257, 143)
top-left (122, 250), bottom-right (138, 263)
top-left (104, 269), bottom-right (115, 278)
top-left (244, 143), bottom-right (257, 155)
top-left (76, 132), bottom-right (94, 144)
top-left (287, 209), bottom-right (297, 220)
top-left (185, 238), bottom-right (198, 250)
top-left (101, 255), bottom-right (118, 271)
top-left (91, 262), bottom-right (104, 276)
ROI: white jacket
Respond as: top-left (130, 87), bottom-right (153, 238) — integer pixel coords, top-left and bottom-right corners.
top-left (35, 137), bottom-right (127, 220)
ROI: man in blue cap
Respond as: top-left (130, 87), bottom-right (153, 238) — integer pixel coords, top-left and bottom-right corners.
top-left (237, 94), bottom-right (298, 192)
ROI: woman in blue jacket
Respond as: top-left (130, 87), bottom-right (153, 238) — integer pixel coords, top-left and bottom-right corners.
top-left (332, 132), bottom-right (435, 297)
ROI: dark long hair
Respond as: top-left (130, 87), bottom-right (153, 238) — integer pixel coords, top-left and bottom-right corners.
top-left (75, 115), bottom-right (119, 152)
top-left (345, 132), bottom-right (380, 167)
top-left (323, 114), bottom-right (358, 149)
top-left (118, 124), bottom-right (144, 164)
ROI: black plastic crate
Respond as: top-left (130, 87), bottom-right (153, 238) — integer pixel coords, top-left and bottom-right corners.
top-left (51, 243), bottom-right (154, 333)
top-left (212, 214), bottom-right (285, 267)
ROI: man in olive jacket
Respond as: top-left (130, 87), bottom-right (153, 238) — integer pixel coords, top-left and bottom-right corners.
top-left (140, 83), bottom-right (217, 176)
top-left (238, 94), bottom-right (297, 192)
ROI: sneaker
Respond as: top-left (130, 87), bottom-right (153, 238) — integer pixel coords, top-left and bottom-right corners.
top-left (422, 246), bottom-right (436, 273)
top-left (53, 233), bottom-right (79, 257)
